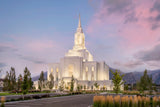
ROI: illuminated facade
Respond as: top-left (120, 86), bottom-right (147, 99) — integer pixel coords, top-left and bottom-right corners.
top-left (47, 15), bottom-right (115, 90)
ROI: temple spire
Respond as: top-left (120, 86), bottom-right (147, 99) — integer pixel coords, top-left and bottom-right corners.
top-left (78, 14), bottom-right (81, 28)
top-left (77, 14), bottom-right (83, 33)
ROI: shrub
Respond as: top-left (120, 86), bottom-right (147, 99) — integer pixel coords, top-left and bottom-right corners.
top-left (93, 95), bottom-right (160, 107)
top-left (93, 96), bottom-right (101, 107)
top-left (114, 95), bottom-right (121, 107)
top-left (158, 96), bottom-right (160, 107)
top-left (152, 96), bottom-right (157, 107)
top-left (129, 96), bottom-right (133, 107)
top-left (1, 96), bottom-right (5, 107)
top-left (133, 96), bottom-right (138, 107)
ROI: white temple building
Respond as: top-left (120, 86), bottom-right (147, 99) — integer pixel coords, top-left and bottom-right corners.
top-left (47, 15), bottom-right (116, 90)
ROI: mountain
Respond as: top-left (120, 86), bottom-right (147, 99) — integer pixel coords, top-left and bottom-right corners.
top-left (109, 69), bottom-right (160, 85)
top-left (32, 71), bottom-right (47, 81)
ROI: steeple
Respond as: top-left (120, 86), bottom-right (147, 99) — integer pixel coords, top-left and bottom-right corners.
top-left (78, 14), bottom-right (81, 28)
top-left (77, 14), bottom-right (83, 33)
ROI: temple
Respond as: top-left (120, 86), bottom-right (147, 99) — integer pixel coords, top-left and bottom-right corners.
top-left (47, 15), bottom-right (115, 90)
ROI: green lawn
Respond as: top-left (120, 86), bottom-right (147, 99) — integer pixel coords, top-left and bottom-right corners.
top-left (0, 91), bottom-right (54, 96)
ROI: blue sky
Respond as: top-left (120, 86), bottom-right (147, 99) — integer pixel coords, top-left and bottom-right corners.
top-left (1, 0), bottom-right (160, 77)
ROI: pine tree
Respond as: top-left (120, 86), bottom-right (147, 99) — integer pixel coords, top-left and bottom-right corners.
top-left (22, 67), bottom-right (29, 94)
top-left (49, 73), bottom-right (54, 90)
top-left (94, 82), bottom-right (99, 90)
top-left (39, 71), bottom-right (45, 91)
top-left (3, 72), bottom-right (9, 91)
top-left (10, 67), bottom-right (16, 91)
top-left (137, 69), bottom-right (153, 93)
top-left (22, 67), bottom-right (33, 94)
top-left (111, 69), bottom-right (124, 94)
top-left (17, 74), bottom-right (23, 91)
top-left (70, 75), bottom-right (74, 92)
top-left (59, 79), bottom-right (64, 91)
top-left (3, 67), bottom-right (16, 91)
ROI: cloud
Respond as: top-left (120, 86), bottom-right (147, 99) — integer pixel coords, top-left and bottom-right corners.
top-left (0, 44), bottom-right (18, 53)
top-left (149, 0), bottom-right (160, 30)
top-left (86, 0), bottom-right (160, 71)
top-left (114, 60), bottom-right (143, 68)
top-left (0, 63), bottom-right (7, 68)
top-left (135, 44), bottom-right (160, 62)
top-left (18, 55), bottom-right (47, 64)
top-left (98, 0), bottom-right (138, 23)
top-left (103, 0), bottom-right (132, 13)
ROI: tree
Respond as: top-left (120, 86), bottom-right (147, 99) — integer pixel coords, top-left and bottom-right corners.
top-left (9, 67), bottom-right (16, 91)
top-left (22, 67), bottom-right (29, 94)
top-left (124, 84), bottom-right (129, 91)
top-left (3, 72), bottom-right (9, 91)
top-left (111, 69), bottom-right (124, 94)
top-left (59, 79), bottom-right (64, 91)
top-left (17, 74), bottom-right (23, 91)
top-left (3, 67), bottom-right (16, 91)
top-left (22, 67), bottom-right (33, 94)
top-left (48, 73), bottom-right (54, 90)
top-left (70, 75), bottom-right (74, 92)
top-left (137, 69), bottom-right (153, 93)
top-left (39, 71), bottom-right (45, 91)
top-left (77, 84), bottom-right (81, 91)
top-left (94, 82), bottom-right (99, 90)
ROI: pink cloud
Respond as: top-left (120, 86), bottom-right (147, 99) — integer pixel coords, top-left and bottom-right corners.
top-left (86, 0), bottom-right (160, 71)
top-left (87, 0), bottom-right (160, 49)
top-left (27, 40), bottom-right (56, 52)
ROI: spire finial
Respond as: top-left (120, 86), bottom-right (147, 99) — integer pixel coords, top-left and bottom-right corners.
top-left (78, 14), bottom-right (81, 28)
top-left (77, 14), bottom-right (83, 33)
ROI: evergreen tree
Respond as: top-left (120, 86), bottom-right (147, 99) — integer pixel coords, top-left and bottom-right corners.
top-left (3, 67), bottom-right (16, 91)
top-left (22, 67), bottom-right (33, 94)
top-left (17, 74), bottom-right (23, 91)
top-left (94, 82), bottom-right (99, 90)
top-left (9, 67), bottom-right (16, 91)
top-left (137, 69), bottom-right (153, 93)
top-left (59, 79), bottom-right (64, 91)
top-left (48, 73), bottom-right (54, 90)
top-left (124, 84), bottom-right (129, 91)
top-left (3, 72), bottom-right (9, 91)
top-left (70, 75), bottom-right (74, 92)
top-left (39, 71), bottom-right (45, 91)
top-left (111, 69), bottom-right (124, 94)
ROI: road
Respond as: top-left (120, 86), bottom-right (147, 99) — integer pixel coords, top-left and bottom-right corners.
top-left (5, 94), bottom-right (94, 107)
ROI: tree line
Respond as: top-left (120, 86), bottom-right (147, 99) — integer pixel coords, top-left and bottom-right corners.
top-left (3, 67), bottom-right (33, 94)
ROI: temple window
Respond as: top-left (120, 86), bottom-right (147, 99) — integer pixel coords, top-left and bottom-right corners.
top-left (68, 65), bottom-right (74, 77)
top-left (56, 68), bottom-right (59, 72)
top-left (85, 67), bottom-right (88, 80)
top-left (51, 68), bottom-right (53, 73)
top-left (56, 67), bottom-right (59, 81)
top-left (92, 66), bottom-right (94, 71)
top-left (86, 67), bottom-right (88, 72)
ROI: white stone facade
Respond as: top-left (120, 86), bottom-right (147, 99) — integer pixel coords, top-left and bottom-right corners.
top-left (47, 15), bottom-right (115, 90)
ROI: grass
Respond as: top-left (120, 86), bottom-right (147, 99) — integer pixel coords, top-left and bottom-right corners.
top-left (93, 95), bottom-right (160, 107)
top-left (0, 91), bottom-right (54, 96)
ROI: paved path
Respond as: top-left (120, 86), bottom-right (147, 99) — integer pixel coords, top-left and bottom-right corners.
top-left (5, 94), bottom-right (94, 107)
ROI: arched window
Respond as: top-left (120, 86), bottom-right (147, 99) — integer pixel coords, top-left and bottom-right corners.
top-left (85, 67), bottom-right (88, 80)
top-left (51, 68), bottom-right (53, 73)
top-left (91, 66), bottom-right (94, 81)
top-left (92, 66), bottom-right (94, 71)
top-left (56, 67), bottom-right (59, 81)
